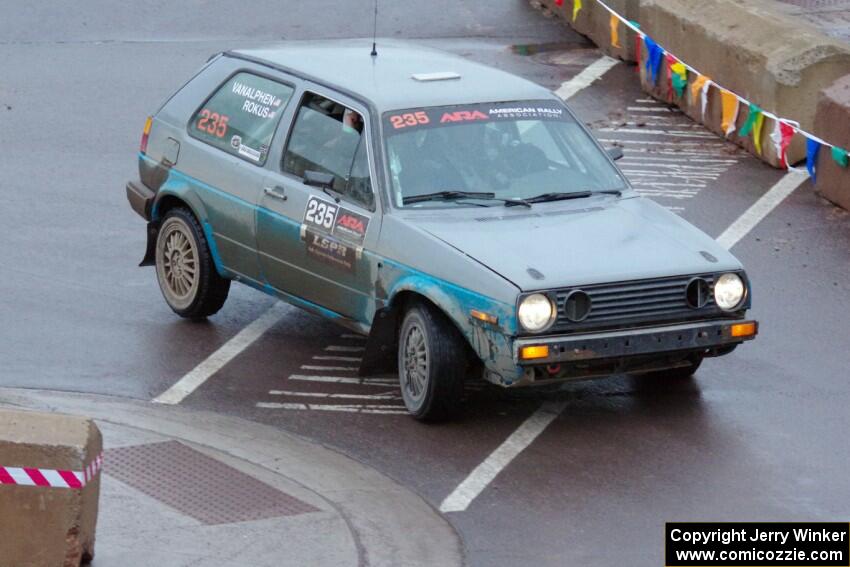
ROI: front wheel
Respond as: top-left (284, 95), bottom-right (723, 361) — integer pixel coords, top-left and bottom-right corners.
top-left (398, 302), bottom-right (466, 421)
top-left (155, 207), bottom-right (230, 319)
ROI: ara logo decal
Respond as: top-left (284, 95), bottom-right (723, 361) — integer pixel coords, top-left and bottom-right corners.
top-left (332, 208), bottom-right (370, 245)
top-left (439, 110), bottom-right (488, 123)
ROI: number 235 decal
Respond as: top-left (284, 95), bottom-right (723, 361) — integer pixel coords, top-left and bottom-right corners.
top-left (304, 196), bottom-right (339, 231)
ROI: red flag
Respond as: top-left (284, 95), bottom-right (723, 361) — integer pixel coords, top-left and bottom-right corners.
top-left (555, 0), bottom-right (564, 5)
top-left (665, 54), bottom-right (676, 102)
top-left (635, 34), bottom-right (643, 74)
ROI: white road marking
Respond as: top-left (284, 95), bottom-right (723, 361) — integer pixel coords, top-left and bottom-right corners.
top-left (340, 333), bottom-right (366, 340)
top-left (325, 345), bottom-right (365, 352)
top-left (256, 402), bottom-right (407, 414)
top-left (439, 401), bottom-right (566, 513)
top-left (289, 375), bottom-right (397, 386)
top-left (269, 389), bottom-right (400, 399)
top-left (627, 105), bottom-right (674, 112)
top-left (153, 303), bottom-right (288, 405)
top-left (313, 355), bottom-right (362, 362)
top-left (598, 127), bottom-right (717, 138)
top-left (554, 55), bottom-right (619, 100)
top-left (300, 365), bottom-right (359, 371)
top-left (716, 171), bottom-right (809, 250)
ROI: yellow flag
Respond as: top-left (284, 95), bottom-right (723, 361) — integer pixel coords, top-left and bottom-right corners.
top-left (753, 112), bottom-right (766, 154)
top-left (573, 0), bottom-right (582, 21)
top-left (610, 14), bottom-right (621, 48)
top-left (690, 74), bottom-right (708, 103)
top-left (720, 90), bottom-right (740, 136)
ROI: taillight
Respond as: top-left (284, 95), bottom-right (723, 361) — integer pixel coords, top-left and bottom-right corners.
top-left (140, 116), bottom-right (152, 154)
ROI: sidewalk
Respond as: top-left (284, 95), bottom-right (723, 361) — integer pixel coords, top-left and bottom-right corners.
top-left (771, 0), bottom-right (850, 43)
top-left (0, 388), bottom-right (463, 567)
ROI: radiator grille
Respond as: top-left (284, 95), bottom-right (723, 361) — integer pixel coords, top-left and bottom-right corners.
top-left (550, 274), bottom-right (720, 333)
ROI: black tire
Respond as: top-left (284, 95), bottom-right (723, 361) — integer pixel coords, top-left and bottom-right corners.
top-left (155, 207), bottom-right (230, 319)
top-left (641, 355), bottom-right (703, 380)
top-left (397, 301), bottom-right (466, 421)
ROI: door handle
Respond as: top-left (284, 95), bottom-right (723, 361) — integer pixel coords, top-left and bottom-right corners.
top-left (264, 186), bottom-right (287, 201)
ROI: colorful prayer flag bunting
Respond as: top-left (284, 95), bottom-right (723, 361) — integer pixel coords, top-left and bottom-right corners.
top-left (555, 0), bottom-right (564, 6)
top-left (573, 0), bottom-right (582, 21)
top-left (720, 90), bottom-right (739, 137)
top-left (832, 146), bottom-right (849, 168)
top-left (610, 14), bottom-right (621, 48)
top-left (806, 138), bottom-right (821, 183)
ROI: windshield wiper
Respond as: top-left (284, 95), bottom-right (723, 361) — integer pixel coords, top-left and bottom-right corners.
top-left (520, 191), bottom-right (593, 204)
top-left (512, 189), bottom-right (622, 205)
top-left (403, 190), bottom-right (531, 208)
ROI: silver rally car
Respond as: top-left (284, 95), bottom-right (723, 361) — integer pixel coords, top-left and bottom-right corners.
top-left (127, 39), bottom-right (758, 420)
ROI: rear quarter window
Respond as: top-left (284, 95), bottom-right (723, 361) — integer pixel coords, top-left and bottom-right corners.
top-left (189, 72), bottom-right (294, 165)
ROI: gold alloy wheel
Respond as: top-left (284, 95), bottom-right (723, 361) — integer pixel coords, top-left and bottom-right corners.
top-left (155, 216), bottom-right (200, 311)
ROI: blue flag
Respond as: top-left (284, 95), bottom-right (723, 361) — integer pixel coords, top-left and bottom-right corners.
top-left (806, 138), bottom-right (821, 184)
top-left (644, 36), bottom-right (664, 85)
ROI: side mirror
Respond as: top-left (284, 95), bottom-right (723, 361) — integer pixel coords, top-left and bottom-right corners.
top-left (606, 147), bottom-right (624, 161)
top-left (304, 170), bottom-right (335, 189)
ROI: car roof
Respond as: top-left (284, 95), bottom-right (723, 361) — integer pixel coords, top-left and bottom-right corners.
top-left (230, 39), bottom-right (557, 113)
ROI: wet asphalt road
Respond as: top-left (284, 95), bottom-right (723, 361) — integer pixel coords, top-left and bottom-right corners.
top-left (2, 2), bottom-right (850, 566)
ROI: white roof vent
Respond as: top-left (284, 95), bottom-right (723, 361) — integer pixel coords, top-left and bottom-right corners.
top-left (411, 72), bottom-right (461, 82)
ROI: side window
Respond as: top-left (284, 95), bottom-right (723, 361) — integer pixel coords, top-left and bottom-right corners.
top-left (283, 93), bottom-right (373, 209)
top-left (190, 72), bottom-right (294, 165)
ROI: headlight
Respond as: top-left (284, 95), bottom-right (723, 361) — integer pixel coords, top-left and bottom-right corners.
top-left (714, 273), bottom-right (745, 311)
top-left (518, 293), bottom-right (556, 332)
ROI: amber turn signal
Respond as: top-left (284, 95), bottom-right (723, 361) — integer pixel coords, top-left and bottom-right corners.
top-left (520, 345), bottom-right (549, 360)
top-left (470, 309), bottom-right (498, 325)
top-left (140, 116), bottom-right (153, 154)
top-left (731, 322), bottom-right (758, 338)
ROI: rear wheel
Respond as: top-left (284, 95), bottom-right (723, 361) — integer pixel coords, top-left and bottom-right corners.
top-left (155, 207), bottom-right (230, 319)
top-left (398, 302), bottom-right (465, 421)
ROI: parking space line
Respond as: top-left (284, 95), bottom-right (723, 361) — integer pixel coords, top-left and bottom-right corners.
top-left (289, 375), bottom-right (397, 385)
top-left (325, 345), bottom-right (365, 352)
top-left (269, 390), bottom-right (400, 400)
top-left (439, 401), bottom-right (566, 513)
top-left (716, 171), bottom-right (809, 250)
top-left (554, 55), bottom-right (619, 100)
top-left (300, 365), bottom-right (359, 371)
top-left (313, 355), bottom-right (362, 362)
top-left (152, 302), bottom-right (288, 405)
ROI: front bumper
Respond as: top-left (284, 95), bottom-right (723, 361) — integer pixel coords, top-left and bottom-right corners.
top-left (513, 319), bottom-right (758, 365)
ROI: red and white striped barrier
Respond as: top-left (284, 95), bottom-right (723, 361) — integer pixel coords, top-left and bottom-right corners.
top-left (0, 452), bottom-right (103, 489)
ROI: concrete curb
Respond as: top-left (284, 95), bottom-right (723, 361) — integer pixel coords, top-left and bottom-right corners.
top-left (532, 0), bottom-right (850, 169)
top-left (0, 388), bottom-right (464, 567)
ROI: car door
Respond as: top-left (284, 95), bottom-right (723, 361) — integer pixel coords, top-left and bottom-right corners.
top-left (179, 66), bottom-right (296, 283)
top-left (256, 88), bottom-right (381, 323)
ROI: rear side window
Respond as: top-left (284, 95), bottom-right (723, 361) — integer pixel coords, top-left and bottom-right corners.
top-left (190, 72), bottom-right (294, 165)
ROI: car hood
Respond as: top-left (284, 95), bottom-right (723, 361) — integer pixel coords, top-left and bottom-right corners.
top-left (411, 195), bottom-right (742, 291)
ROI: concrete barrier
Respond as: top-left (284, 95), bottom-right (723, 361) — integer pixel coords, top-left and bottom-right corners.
top-left (532, 0), bottom-right (850, 170)
top-left (0, 409), bottom-right (102, 567)
top-left (814, 75), bottom-right (850, 210)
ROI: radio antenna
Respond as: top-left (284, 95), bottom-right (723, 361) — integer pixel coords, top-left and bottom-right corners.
top-left (371, 0), bottom-right (379, 56)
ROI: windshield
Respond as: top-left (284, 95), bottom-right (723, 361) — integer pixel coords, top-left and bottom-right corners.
top-left (383, 101), bottom-right (627, 208)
